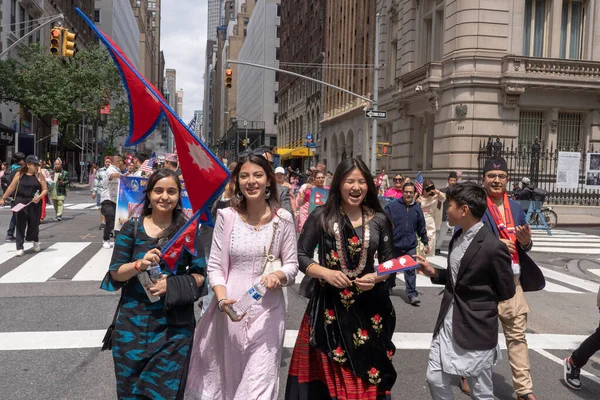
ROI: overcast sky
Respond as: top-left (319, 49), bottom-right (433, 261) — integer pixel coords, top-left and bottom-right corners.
top-left (160, 1), bottom-right (208, 123)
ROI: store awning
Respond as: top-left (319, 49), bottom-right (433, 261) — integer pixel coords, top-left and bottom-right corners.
top-left (280, 147), bottom-right (314, 160)
top-left (275, 148), bottom-right (294, 156)
top-left (0, 123), bottom-right (15, 146)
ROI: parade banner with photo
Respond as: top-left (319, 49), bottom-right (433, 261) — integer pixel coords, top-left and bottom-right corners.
top-left (556, 151), bottom-right (580, 189)
top-left (584, 153), bottom-right (600, 190)
top-left (309, 187), bottom-right (329, 213)
top-left (115, 176), bottom-right (193, 231)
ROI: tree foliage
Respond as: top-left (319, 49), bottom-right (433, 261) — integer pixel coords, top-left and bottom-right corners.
top-left (0, 43), bottom-right (129, 148)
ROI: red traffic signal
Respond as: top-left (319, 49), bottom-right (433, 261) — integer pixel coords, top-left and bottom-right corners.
top-left (225, 69), bottom-right (233, 88)
top-left (50, 28), bottom-right (62, 55)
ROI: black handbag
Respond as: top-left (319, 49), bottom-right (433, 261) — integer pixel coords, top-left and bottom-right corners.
top-left (101, 218), bottom-right (138, 351)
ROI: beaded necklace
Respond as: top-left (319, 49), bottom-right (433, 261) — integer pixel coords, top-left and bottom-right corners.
top-left (333, 208), bottom-right (370, 278)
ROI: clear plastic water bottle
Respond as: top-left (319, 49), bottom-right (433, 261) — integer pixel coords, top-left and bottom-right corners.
top-left (147, 262), bottom-right (163, 283)
top-left (231, 282), bottom-right (267, 318)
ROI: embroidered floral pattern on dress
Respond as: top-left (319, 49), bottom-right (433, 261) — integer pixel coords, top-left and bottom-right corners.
top-left (371, 314), bottom-right (383, 334)
top-left (347, 236), bottom-right (361, 256)
top-left (332, 346), bottom-right (347, 363)
top-left (368, 367), bottom-right (382, 385)
top-left (353, 328), bottom-right (369, 347)
top-left (324, 309), bottom-right (336, 325)
top-left (340, 288), bottom-right (355, 310)
top-left (326, 250), bottom-right (339, 268)
top-left (387, 349), bottom-right (394, 361)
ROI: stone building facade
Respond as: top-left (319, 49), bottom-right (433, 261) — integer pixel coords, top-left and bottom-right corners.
top-left (319, 0), bottom-right (375, 170)
top-left (278, 0), bottom-right (326, 167)
top-left (375, 0), bottom-right (600, 178)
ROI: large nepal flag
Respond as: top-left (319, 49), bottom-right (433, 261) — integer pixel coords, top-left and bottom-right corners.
top-left (74, 8), bottom-right (229, 213)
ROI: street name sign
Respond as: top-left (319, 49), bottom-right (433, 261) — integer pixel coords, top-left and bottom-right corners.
top-left (365, 110), bottom-right (387, 119)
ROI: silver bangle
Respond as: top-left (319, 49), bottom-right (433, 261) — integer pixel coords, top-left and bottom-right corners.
top-left (217, 299), bottom-right (228, 312)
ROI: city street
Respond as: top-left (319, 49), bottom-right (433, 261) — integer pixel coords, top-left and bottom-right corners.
top-left (1, 190), bottom-right (600, 399)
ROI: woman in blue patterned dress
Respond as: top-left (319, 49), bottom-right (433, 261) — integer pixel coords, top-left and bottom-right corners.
top-left (102, 169), bottom-right (206, 400)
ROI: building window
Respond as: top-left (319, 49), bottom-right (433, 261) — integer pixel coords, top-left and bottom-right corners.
top-left (421, 1), bottom-right (444, 64)
top-left (560, 0), bottom-right (585, 59)
top-left (274, 113), bottom-right (279, 125)
top-left (19, 6), bottom-right (26, 38)
top-left (388, 15), bottom-right (398, 86)
top-left (518, 111), bottom-right (544, 149)
top-left (523, 0), bottom-right (549, 57)
top-left (244, 17), bottom-right (249, 25)
top-left (274, 91), bottom-right (279, 103)
top-left (275, 71), bottom-right (279, 82)
top-left (277, 4), bottom-right (281, 17)
top-left (244, 29), bottom-right (247, 37)
top-left (94, 9), bottom-right (101, 23)
top-left (275, 47), bottom-right (280, 60)
top-left (11, 0), bottom-right (16, 32)
top-left (557, 112), bottom-right (582, 150)
top-left (276, 25), bottom-right (280, 38)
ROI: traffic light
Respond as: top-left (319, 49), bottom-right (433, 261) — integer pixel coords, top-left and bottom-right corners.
top-left (62, 29), bottom-right (76, 57)
top-left (50, 28), bottom-right (62, 55)
top-left (225, 69), bottom-right (233, 88)
top-left (242, 139), bottom-right (247, 147)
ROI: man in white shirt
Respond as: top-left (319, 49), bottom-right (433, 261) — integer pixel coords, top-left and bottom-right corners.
top-left (131, 152), bottom-right (149, 177)
top-left (100, 155), bottom-right (126, 248)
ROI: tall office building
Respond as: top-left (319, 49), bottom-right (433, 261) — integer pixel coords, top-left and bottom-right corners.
top-left (94, 0), bottom-right (140, 68)
top-left (207, 0), bottom-right (222, 41)
top-left (237, 0), bottom-right (281, 149)
top-left (176, 90), bottom-right (184, 117)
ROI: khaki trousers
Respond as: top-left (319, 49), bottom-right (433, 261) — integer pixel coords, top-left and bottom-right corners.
top-left (498, 278), bottom-right (532, 397)
top-left (52, 197), bottom-right (64, 217)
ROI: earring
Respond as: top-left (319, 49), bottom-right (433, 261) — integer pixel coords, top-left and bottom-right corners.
top-left (236, 191), bottom-right (245, 201)
top-left (148, 203), bottom-right (153, 209)
top-left (264, 188), bottom-right (271, 200)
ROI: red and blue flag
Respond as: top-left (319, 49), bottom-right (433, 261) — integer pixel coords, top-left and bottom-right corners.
top-left (414, 172), bottom-right (424, 195)
top-left (376, 255), bottom-right (419, 276)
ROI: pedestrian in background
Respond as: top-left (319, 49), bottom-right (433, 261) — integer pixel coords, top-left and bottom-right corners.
top-left (384, 174), bottom-right (404, 199)
top-left (418, 179), bottom-right (446, 257)
top-left (0, 155), bottom-right (48, 256)
top-left (297, 172), bottom-right (326, 232)
top-left (50, 158), bottom-right (69, 221)
top-left (38, 161), bottom-right (53, 223)
top-left (185, 154), bottom-right (298, 399)
top-left (100, 155), bottom-right (126, 249)
top-left (384, 182), bottom-right (429, 305)
top-left (93, 157), bottom-right (111, 228)
top-left (131, 152), bottom-right (148, 177)
top-left (2, 152), bottom-right (25, 241)
top-left (418, 182), bottom-right (515, 400)
top-left (286, 157), bottom-right (396, 400)
top-left (436, 172), bottom-right (458, 255)
top-left (102, 168), bottom-right (206, 400)
top-left (563, 286), bottom-right (600, 391)
top-left (88, 163), bottom-right (98, 193)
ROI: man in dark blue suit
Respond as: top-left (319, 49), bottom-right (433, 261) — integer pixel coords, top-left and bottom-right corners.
top-left (463, 157), bottom-right (543, 400)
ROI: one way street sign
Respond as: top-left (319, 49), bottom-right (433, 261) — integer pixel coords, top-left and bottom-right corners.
top-left (365, 110), bottom-right (387, 119)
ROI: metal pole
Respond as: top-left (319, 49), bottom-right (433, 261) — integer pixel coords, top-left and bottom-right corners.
top-left (0, 14), bottom-right (65, 59)
top-left (370, 13), bottom-right (380, 174)
top-left (226, 60), bottom-right (373, 104)
top-left (244, 120), bottom-right (248, 149)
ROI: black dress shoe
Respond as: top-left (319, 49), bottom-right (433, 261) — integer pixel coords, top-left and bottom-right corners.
top-left (435, 249), bottom-right (441, 256)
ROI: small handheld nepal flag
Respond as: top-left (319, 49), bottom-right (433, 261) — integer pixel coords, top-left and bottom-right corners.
top-left (376, 255), bottom-right (419, 276)
top-left (309, 187), bottom-right (330, 213)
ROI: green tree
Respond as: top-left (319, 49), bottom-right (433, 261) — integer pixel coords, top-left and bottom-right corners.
top-left (101, 100), bottom-right (130, 156)
top-left (0, 43), bottom-right (128, 149)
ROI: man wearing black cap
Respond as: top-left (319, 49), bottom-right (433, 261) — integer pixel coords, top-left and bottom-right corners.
top-left (436, 172), bottom-right (458, 255)
top-left (460, 157), bottom-right (545, 400)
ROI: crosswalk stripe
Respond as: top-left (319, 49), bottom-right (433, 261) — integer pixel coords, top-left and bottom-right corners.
top-left (532, 246), bottom-right (600, 255)
top-left (66, 203), bottom-right (97, 210)
top-left (72, 248), bottom-right (113, 281)
top-left (0, 243), bottom-right (33, 265)
top-left (0, 242), bottom-right (90, 283)
top-left (531, 237), bottom-right (600, 243)
top-left (46, 203), bottom-right (73, 209)
top-left (538, 266), bottom-right (599, 293)
top-left (0, 329), bottom-right (590, 351)
top-left (589, 269), bottom-right (600, 278)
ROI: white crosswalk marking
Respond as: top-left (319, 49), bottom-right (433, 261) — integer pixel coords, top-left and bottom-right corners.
top-left (530, 229), bottom-right (600, 254)
top-left (72, 247), bottom-right (113, 281)
top-left (0, 243), bottom-right (33, 265)
top-left (45, 203), bottom-right (97, 210)
top-left (0, 242), bottom-right (90, 283)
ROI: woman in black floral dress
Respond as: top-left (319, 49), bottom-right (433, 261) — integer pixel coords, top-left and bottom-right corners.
top-left (286, 158), bottom-right (397, 400)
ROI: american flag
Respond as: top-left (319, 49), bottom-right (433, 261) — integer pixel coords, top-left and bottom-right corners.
top-left (414, 172), bottom-right (424, 195)
top-left (140, 158), bottom-right (154, 175)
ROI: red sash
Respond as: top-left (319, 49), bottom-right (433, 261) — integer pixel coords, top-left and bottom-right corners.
top-left (487, 193), bottom-right (520, 266)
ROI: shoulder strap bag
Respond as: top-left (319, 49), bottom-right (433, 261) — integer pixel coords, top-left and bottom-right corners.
top-left (261, 209), bottom-right (282, 276)
top-left (101, 217), bottom-right (139, 351)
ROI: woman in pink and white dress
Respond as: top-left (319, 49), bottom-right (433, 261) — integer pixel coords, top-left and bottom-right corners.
top-left (185, 153), bottom-right (298, 400)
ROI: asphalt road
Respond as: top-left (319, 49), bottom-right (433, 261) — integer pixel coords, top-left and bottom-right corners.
top-left (1, 190), bottom-right (600, 399)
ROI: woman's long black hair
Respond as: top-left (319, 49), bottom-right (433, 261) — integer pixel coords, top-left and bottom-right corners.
top-left (320, 157), bottom-right (384, 234)
top-left (141, 168), bottom-right (187, 246)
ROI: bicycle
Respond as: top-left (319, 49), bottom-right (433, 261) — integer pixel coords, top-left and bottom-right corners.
top-left (528, 206), bottom-right (558, 230)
